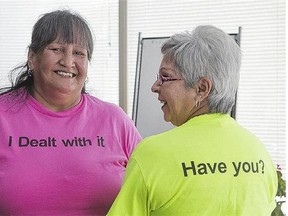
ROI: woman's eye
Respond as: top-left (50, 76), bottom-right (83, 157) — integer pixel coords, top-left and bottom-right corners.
top-left (73, 50), bottom-right (85, 56)
top-left (49, 47), bottom-right (63, 52)
top-left (162, 76), bottom-right (171, 81)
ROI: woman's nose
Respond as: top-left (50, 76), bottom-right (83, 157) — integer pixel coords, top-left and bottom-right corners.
top-left (60, 51), bottom-right (75, 68)
top-left (151, 80), bottom-right (160, 93)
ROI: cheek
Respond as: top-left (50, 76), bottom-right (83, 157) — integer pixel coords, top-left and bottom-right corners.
top-left (172, 90), bottom-right (195, 111)
top-left (33, 54), bottom-right (57, 74)
top-left (77, 60), bottom-right (89, 75)
top-left (166, 92), bottom-right (183, 112)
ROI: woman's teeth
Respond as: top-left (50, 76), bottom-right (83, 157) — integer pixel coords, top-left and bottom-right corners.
top-left (160, 100), bottom-right (167, 108)
top-left (56, 71), bottom-right (75, 78)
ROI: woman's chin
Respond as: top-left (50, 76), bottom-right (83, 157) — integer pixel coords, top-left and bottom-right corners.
top-left (163, 112), bottom-right (171, 123)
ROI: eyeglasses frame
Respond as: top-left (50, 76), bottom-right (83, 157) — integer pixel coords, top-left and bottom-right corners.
top-left (156, 73), bottom-right (183, 85)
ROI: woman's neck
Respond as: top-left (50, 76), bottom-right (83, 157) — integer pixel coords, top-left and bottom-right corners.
top-left (30, 87), bottom-right (82, 111)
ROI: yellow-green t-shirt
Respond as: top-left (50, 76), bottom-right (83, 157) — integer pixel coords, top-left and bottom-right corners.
top-left (108, 114), bottom-right (278, 216)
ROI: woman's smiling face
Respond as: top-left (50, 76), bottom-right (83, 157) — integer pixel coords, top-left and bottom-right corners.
top-left (29, 40), bottom-right (88, 96)
top-left (151, 57), bottom-right (197, 126)
top-left (27, 38), bottom-right (89, 111)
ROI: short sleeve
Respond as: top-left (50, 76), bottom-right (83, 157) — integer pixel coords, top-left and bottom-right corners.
top-left (107, 157), bottom-right (149, 216)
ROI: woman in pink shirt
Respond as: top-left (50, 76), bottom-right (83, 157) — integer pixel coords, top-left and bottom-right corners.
top-left (0, 9), bottom-right (141, 216)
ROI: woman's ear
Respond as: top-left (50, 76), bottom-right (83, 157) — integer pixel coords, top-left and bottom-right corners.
top-left (27, 49), bottom-right (36, 70)
top-left (196, 77), bottom-right (212, 99)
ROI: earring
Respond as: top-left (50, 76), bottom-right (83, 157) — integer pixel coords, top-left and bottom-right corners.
top-left (195, 100), bottom-right (200, 108)
top-left (28, 69), bottom-right (33, 77)
top-left (195, 95), bottom-right (201, 108)
top-left (85, 77), bottom-right (89, 84)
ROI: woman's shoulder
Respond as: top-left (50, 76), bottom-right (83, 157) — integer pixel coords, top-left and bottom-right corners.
top-left (83, 94), bottom-right (128, 117)
top-left (0, 90), bottom-right (29, 112)
top-left (84, 94), bottom-right (122, 109)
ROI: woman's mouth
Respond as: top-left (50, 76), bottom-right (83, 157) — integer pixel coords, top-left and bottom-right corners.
top-left (55, 71), bottom-right (76, 78)
top-left (159, 99), bottom-right (167, 109)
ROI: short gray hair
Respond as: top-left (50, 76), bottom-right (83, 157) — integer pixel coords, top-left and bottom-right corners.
top-left (161, 25), bottom-right (242, 114)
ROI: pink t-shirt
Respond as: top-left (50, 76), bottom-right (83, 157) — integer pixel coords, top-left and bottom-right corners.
top-left (0, 91), bottom-right (141, 216)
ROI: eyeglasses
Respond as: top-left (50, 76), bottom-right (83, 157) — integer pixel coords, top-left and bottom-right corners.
top-left (156, 74), bottom-right (183, 86)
